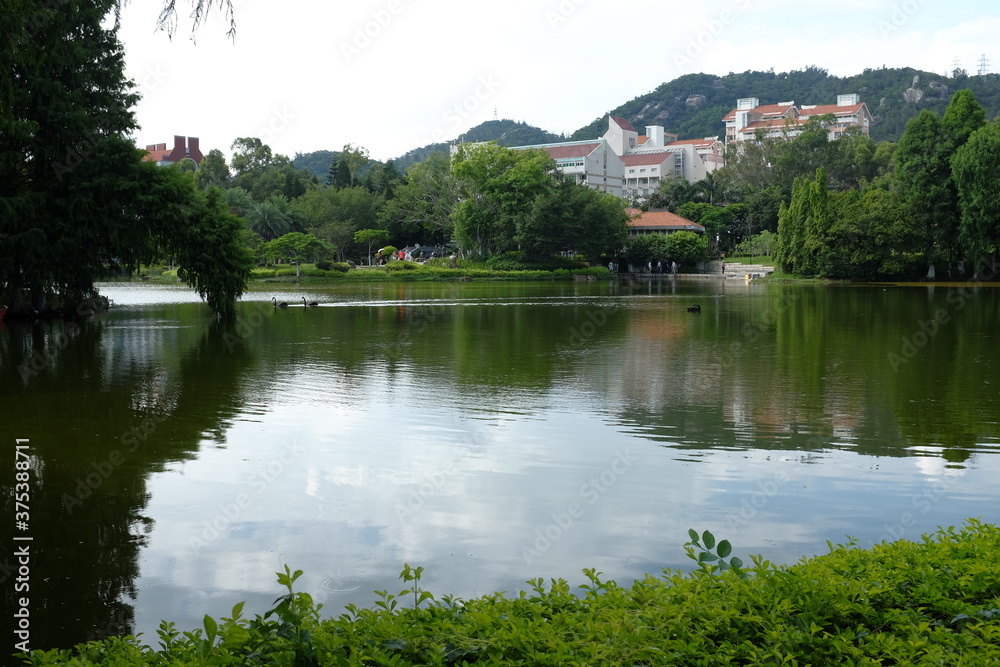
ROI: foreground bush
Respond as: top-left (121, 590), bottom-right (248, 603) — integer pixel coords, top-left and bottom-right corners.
top-left (22, 520), bottom-right (1000, 666)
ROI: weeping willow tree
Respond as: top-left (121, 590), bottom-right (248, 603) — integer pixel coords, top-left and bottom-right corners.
top-left (0, 0), bottom-right (250, 317)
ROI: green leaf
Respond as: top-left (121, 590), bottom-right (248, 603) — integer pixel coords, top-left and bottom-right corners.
top-left (203, 614), bottom-right (218, 642)
top-left (717, 540), bottom-right (732, 558)
top-left (702, 531), bottom-right (716, 550)
top-left (730, 557), bottom-right (744, 569)
top-left (688, 528), bottom-right (699, 544)
top-left (698, 552), bottom-right (718, 563)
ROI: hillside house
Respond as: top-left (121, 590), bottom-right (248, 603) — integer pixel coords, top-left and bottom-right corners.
top-left (141, 135), bottom-right (204, 168)
top-left (723, 94), bottom-right (872, 144)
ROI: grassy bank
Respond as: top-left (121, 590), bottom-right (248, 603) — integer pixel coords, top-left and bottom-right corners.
top-left (21, 520), bottom-right (1000, 666)
top-left (138, 261), bottom-right (613, 284)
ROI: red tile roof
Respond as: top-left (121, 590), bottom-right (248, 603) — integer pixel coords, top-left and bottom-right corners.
top-left (626, 208), bottom-right (705, 232)
top-left (665, 138), bottom-right (719, 148)
top-left (738, 118), bottom-right (808, 134)
top-left (637, 136), bottom-right (650, 145)
top-left (797, 103), bottom-right (866, 117)
top-left (611, 115), bottom-right (637, 132)
top-left (544, 143), bottom-right (601, 159)
top-left (142, 149), bottom-right (172, 163)
top-left (723, 104), bottom-right (795, 121)
top-left (621, 152), bottom-right (672, 167)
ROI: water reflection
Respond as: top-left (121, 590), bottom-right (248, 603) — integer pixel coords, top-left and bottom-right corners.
top-left (1, 280), bottom-right (997, 652)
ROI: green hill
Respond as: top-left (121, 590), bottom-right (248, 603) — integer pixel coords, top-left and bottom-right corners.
top-left (392, 119), bottom-right (563, 171)
top-left (570, 66), bottom-right (1000, 143)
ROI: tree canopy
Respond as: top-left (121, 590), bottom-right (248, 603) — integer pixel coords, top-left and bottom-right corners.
top-left (1, 0), bottom-right (251, 317)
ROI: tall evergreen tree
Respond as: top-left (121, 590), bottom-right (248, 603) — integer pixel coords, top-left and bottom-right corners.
top-left (894, 110), bottom-right (957, 276)
top-left (952, 121), bottom-right (1000, 275)
top-left (0, 0), bottom-right (250, 317)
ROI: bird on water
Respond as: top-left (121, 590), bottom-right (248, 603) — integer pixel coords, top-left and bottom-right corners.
top-left (687, 304), bottom-right (701, 313)
top-left (303, 297), bottom-right (318, 307)
top-left (272, 297), bottom-right (288, 308)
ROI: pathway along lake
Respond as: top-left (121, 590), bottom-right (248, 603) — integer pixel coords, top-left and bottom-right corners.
top-left (2, 278), bottom-right (999, 651)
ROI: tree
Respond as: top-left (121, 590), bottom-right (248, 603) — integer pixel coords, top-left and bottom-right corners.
top-left (245, 196), bottom-right (296, 241)
top-left (894, 109), bottom-right (957, 276)
top-left (655, 176), bottom-right (702, 211)
top-left (230, 137), bottom-right (273, 176)
top-left (365, 159), bottom-right (404, 198)
top-left (815, 188), bottom-right (917, 280)
top-left (195, 148), bottom-right (231, 189)
top-left (1, 0), bottom-right (249, 317)
top-left (521, 177), bottom-right (630, 261)
top-left (952, 121), bottom-right (1000, 275)
top-left (339, 144), bottom-right (370, 188)
top-left (624, 234), bottom-right (671, 269)
top-left (327, 155), bottom-right (351, 188)
top-left (663, 231), bottom-right (709, 269)
top-left (354, 229), bottom-right (391, 265)
top-left (379, 153), bottom-right (460, 244)
top-left (451, 143), bottom-right (557, 256)
top-left (942, 89), bottom-right (987, 148)
top-left (262, 232), bottom-right (333, 279)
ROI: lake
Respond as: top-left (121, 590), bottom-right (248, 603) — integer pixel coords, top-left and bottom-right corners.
top-left (2, 277), bottom-right (999, 652)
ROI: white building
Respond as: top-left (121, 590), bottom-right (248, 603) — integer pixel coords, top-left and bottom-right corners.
top-left (723, 94), bottom-right (872, 144)
top-left (509, 139), bottom-right (626, 197)
top-left (604, 116), bottom-right (724, 198)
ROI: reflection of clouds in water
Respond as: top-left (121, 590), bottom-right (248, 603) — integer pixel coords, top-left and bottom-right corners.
top-left (914, 448), bottom-right (968, 478)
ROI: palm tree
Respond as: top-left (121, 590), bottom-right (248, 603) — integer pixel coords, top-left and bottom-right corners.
top-left (246, 196), bottom-right (293, 241)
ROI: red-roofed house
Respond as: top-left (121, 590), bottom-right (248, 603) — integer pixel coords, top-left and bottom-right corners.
top-left (724, 94), bottom-right (871, 144)
top-left (626, 208), bottom-right (705, 238)
top-left (141, 135), bottom-right (204, 168)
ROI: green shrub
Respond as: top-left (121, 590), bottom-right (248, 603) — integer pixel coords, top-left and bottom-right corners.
top-left (385, 261), bottom-right (418, 272)
top-left (314, 260), bottom-right (331, 271)
top-left (21, 520), bottom-right (1000, 666)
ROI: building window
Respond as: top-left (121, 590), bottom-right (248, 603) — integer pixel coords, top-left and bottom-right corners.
top-left (639, 168), bottom-right (646, 173)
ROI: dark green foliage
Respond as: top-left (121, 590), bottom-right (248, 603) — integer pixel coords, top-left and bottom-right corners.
top-left (952, 121), bottom-right (1000, 271)
top-left (22, 520), bottom-right (1000, 666)
top-left (292, 150), bottom-right (337, 180)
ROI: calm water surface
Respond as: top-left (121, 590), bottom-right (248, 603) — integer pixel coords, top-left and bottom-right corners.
top-left (1, 278), bottom-right (998, 651)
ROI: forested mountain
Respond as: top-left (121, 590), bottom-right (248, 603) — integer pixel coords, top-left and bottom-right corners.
top-left (293, 67), bottom-right (1000, 179)
top-left (391, 120), bottom-right (563, 171)
top-left (571, 66), bottom-right (1000, 143)
top-left (292, 150), bottom-right (337, 180)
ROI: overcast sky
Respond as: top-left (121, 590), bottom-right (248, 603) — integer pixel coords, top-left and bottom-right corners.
top-left (116, 0), bottom-right (999, 163)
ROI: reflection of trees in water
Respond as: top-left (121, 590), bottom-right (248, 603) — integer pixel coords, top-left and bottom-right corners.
top-left (601, 286), bottom-right (1000, 461)
top-left (0, 311), bottom-right (263, 649)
